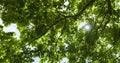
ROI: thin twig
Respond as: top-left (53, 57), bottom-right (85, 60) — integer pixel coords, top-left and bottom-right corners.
top-left (65, 0), bottom-right (96, 19)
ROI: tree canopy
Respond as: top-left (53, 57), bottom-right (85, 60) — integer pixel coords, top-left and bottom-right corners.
top-left (0, 0), bottom-right (120, 63)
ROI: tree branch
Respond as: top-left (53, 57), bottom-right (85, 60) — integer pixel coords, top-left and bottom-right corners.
top-left (101, 0), bottom-right (112, 31)
top-left (28, 0), bottom-right (96, 44)
top-left (107, 0), bottom-right (112, 15)
top-left (29, 16), bottom-right (65, 44)
top-left (65, 0), bottom-right (96, 19)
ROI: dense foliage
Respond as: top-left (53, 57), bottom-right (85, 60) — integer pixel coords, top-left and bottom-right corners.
top-left (0, 0), bottom-right (120, 63)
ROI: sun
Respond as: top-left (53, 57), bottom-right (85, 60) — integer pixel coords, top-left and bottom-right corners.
top-left (78, 22), bottom-right (92, 32)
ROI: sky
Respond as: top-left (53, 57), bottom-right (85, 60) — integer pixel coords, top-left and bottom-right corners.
top-left (3, 23), bottom-right (20, 39)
